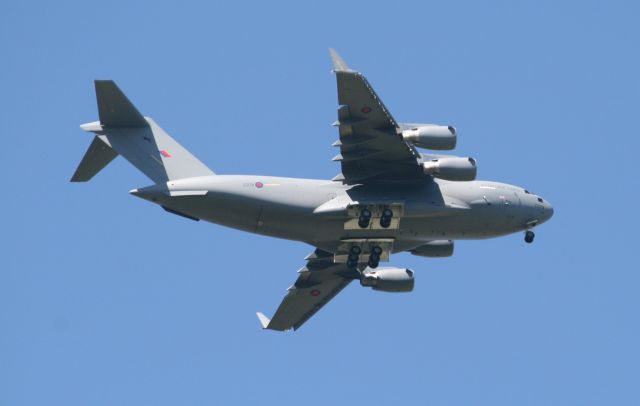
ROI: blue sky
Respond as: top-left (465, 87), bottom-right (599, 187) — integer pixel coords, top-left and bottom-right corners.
top-left (2, 1), bottom-right (639, 405)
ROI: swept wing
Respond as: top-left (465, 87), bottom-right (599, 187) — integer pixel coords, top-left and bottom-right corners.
top-left (257, 249), bottom-right (355, 331)
top-left (330, 49), bottom-right (422, 183)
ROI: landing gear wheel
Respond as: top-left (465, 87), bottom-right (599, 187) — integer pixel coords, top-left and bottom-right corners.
top-left (347, 260), bottom-right (358, 269)
top-left (525, 230), bottom-right (535, 244)
top-left (379, 208), bottom-right (393, 228)
top-left (358, 217), bottom-right (371, 228)
top-left (367, 249), bottom-right (381, 268)
top-left (348, 253), bottom-right (359, 262)
top-left (349, 246), bottom-right (362, 255)
top-left (358, 209), bottom-right (372, 228)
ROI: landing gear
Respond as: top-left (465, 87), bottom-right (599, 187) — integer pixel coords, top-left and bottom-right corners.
top-left (367, 246), bottom-right (382, 268)
top-left (347, 246), bottom-right (362, 269)
top-left (524, 230), bottom-right (535, 244)
top-left (358, 208), bottom-right (372, 228)
top-left (379, 208), bottom-right (393, 228)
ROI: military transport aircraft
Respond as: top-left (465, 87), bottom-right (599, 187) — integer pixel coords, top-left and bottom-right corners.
top-left (71, 49), bottom-right (553, 331)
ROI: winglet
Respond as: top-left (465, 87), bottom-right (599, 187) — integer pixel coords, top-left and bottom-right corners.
top-left (256, 312), bottom-right (271, 329)
top-left (329, 48), bottom-right (353, 72)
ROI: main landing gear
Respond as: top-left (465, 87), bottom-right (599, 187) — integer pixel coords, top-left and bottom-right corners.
top-left (346, 246), bottom-right (361, 269)
top-left (379, 208), bottom-right (393, 228)
top-left (346, 245), bottom-right (382, 269)
top-left (358, 209), bottom-right (372, 228)
top-left (356, 207), bottom-right (394, 229)
top-left (368, 246), bottom-right (382, 268)
top-left (524, 230), bottom-right (535, 244)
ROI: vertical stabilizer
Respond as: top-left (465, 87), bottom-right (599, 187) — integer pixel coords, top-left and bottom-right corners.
top-left (71, 80), bottom-right (215, 183)
top-left (95, 80), bottom-right (147, 127)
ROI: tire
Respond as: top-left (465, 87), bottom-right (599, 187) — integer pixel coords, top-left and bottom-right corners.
top-left (525, 231), bottom-right (534, 243)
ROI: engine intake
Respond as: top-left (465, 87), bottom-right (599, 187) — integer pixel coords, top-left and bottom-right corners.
top-left (411, 240), bottom-right (454, 257)
top-left (402, 125), bottom-right (457, 150)
top-left (423, 156), bottom-right (477, 181)
top-left (360, 267), bottom-right (415, 292)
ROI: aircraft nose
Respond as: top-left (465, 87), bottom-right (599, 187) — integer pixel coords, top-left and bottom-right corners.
top-left (542, 200), bottom-right (554, 222)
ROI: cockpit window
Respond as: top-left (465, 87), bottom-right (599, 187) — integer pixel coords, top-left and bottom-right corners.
top-left (537, 197), bottom-right (543, 203)
top-left (524, 190), bottom-right (531, 194)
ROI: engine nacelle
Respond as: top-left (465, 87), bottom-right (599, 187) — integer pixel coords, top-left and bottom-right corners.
top-left (422, 156), bottom-right (477, 181)
top-left (360, 267), bottom-right (415, 292)
top-left (411, 240), bottom-right (454, 257)
top-left (401, 124), bottom-right (457, 150)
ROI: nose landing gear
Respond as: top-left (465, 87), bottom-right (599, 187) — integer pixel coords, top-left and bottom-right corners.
top-left (524, 230), bottom-right (535, 243)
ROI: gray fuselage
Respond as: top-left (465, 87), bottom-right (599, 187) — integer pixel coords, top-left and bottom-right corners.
top-left (132, 175), bottom-right (554, 254)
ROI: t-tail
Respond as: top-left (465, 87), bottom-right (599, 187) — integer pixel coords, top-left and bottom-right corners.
top-left (71, 80), bottom-right (214, 183)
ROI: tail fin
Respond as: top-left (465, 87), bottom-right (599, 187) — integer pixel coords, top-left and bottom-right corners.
top-left (71, 80), bottom-right (214, 183)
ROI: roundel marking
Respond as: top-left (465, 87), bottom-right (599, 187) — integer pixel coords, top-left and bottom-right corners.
top-left (255, 181), bottom-right (264, 188)
top-left (361, 106), bottom-right (372, 113)
top-left (310, 289), bottom-right (321, 297)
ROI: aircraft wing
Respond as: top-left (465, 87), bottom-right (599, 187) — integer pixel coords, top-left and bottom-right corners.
top-left (329, 49), bottom-right (422, 183)
top-left (256, 249), bottom-right (355, 331)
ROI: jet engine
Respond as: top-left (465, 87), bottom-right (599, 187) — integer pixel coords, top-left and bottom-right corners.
top-left (360, 268), bottom-right (415, 292)
top-left (411, 240), bottom-right (454, 257)
top-left (422, 156), bottom-right (477, 181)
top-left (401, 124), bottom-right (457, 150)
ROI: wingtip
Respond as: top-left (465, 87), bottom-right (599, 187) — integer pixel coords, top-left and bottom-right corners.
top-left (329, 48), bottom-right (352, 72)
top-left (256, 312), bottom-right (271, 329)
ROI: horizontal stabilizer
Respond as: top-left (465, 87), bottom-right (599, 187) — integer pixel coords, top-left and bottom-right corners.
top-left (95, 80), bottom-right (147, 127)
top-left (70, 136), bottom-right (118, 182)
top-left (256, 312), bottom-right (271, 329)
